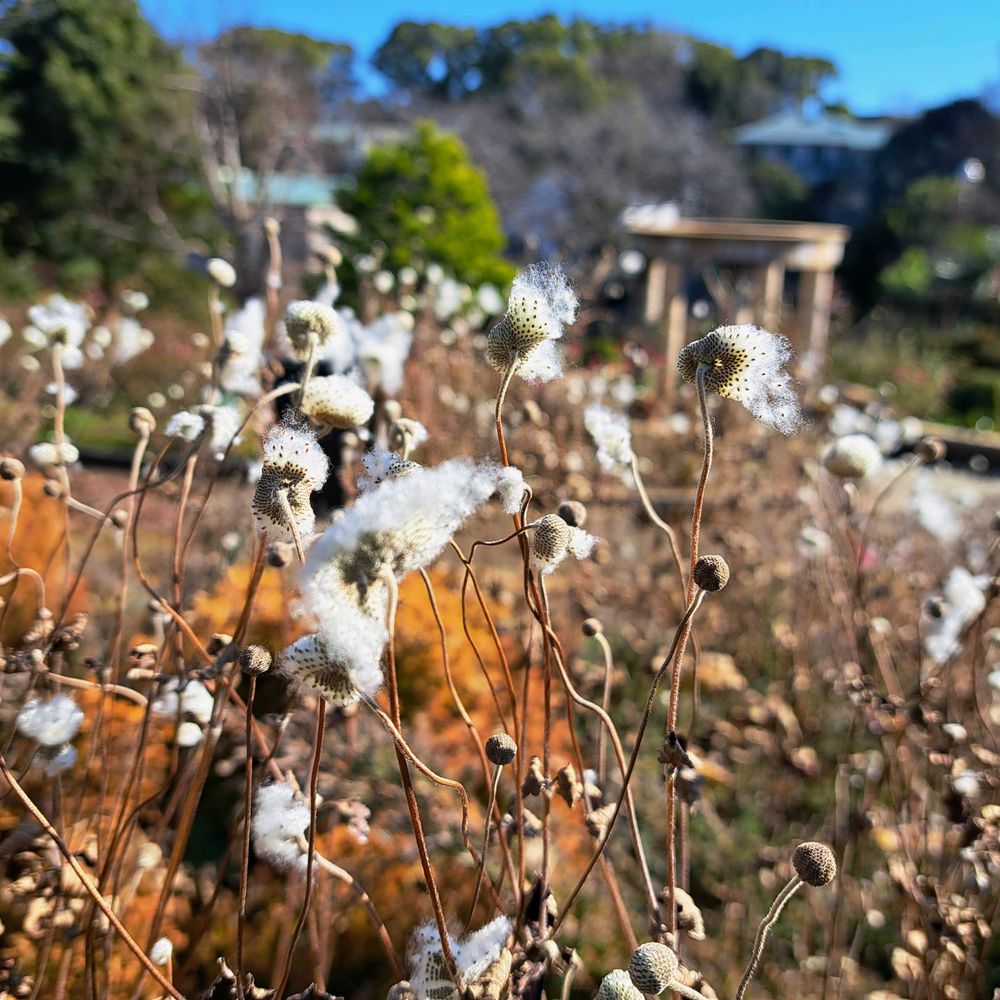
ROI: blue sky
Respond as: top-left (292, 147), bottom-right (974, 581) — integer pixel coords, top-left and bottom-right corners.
top-left (144, 0), bottom-right (999, 116)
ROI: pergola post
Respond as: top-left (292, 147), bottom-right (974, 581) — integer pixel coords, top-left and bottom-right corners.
top-left (662, 262), bottom-right (688, 400)
top-left (796, 267), bottom-right (835, 377)
top-left (760, 259), bottom-right (785, 330)
top-left (644, 255), bottom-right (668, 324)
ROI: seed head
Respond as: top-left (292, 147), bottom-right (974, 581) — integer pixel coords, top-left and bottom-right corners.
top-left (485, 733), bottom-right (517, 766)
top-left (596, 969), bottom-right (644, 1000)
top-left (239, 644), bottom-right (272, 677)
top-left (792, 841), bottom-right (837, 886)
top-left (581, 617), bottom-right (603, 637)
top-left (300, 374), bottom-right (374, 430)
top-left (822, 434), bottom-right (882, 479)
top-left (530, 514), bottom-right (597, 576)
top-left (557, 499), bottom-right (587, 527)
top-left (281, 632), bottom-right (381, 707)
top-left (628, 943), bottom-right (679, 995)
top-left (0, 457), bottom-right (25, 481)
top-left (285, 300), bottom-right (342, 358)
top-left (677, 325), bottom-right (802, 435)
top-left (129, 407), bottom-right (156, 436)
top-left (206, 258), bottom-right (237, 288)
top-left (915, 436), bottom-right (946, 462)
top-left (693, 555), bottom-right (730, 593)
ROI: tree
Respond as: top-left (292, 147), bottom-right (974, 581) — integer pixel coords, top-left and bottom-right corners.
top-left (336, 122), bottom-right (512, 285)
top-left (0, 0), bottom-right (207, 288)
top-left (195, 27), bottom-right (356, 291)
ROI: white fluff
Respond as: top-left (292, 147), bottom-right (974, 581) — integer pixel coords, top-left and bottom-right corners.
top-left (151, 679), bottom-right (215, 725)
top-left (220, 298), bottom-right (266, 396)
top-left (252, 782), bottom-right (310, 871)
top-left (408, 916), bottom-right (511, 1000)
top-left (496, 466), bottom-right (527, 514)
top-left (165, 411), bottom-right (205, 442)
top-left (29, 440), bottom-right (79, 467)
top-left (262, 424), bottom-right (329, 490)
top-left (17, 694), bottom-right (84, 747)
top-left (584, 405), bottom-right (633, 472)
top-left (924, 568), bottom-right (990, 664)
top-left (198, 405), bottom-right (243, 460)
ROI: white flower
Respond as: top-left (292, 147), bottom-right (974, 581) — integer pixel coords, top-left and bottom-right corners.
top-left (496, 466), bottom-right (527, 514)
top-left (152, 679), bottom-right (215, 725)
top-left (822, 434), bottom-right (882, 479)
top-left (584, 405), bottom-right (633, 473)
top-left (408, 916), bottom-right (511, 1000)
top-left (281, 632), bottom-right (381, 706)
top-left (530, 514), bottom-right (598, 576)
top-left (206, 258), bottom-right (237, 288)
top-left (251, 423), bottom-right (329, 544)
top-left (252, 782), bottom-right (309, 871)
top-left (165, 411), bottom-right (205, 442)
top-left (17, 695), bottom-right (84, 747)
top-left (29, 440), bottom-right (79, 468)
top-left (27, 294), bottom-right (90, 348)
top-left (486, 263), bottom-right (577, 383)
top-left (300, 374), bottom-right (374, 430)
top-left (677, 325), bottom-right (803, 435)
top-left (924, 568), bottom-right (990, 664)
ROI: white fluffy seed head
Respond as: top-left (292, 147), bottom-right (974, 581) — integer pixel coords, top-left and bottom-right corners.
top-left (16, 695), bottom-right (84, 747)
top-left (496, 466), bottom-right (527, 514)
top-left (627, 943), bottom-right (679, 994)
top-left (285, 300), bottom-right (343, 357)
top-left (252, 423), bottom-right (329, 543)
top-left (150, 938), bottom-right (173, 966)
top-left (358, 449), bottom-right (421, 493)
top-left (584, 405), bottom-right (633, 472)
top-left (486, 263), bottom-right (577, 383)
top-left (29, 440), bottom-right (79, 468)
top-left (596, 969), bottom-right (644, 1000)
top-left (281, 632), bottom-right (381, 706)
top-left (408, 916), bottom-right (511, 1000)
top-left (677, 325), bottom-right (803, 435)
top-left (300, 375), bottom-right (375, 430)
top-left (252, 782), bottom-right (309, 871)
top-left (206, 258), bottom-right (237, 288)
top-left (822, 434), bottom-right (882, 478)
top-left (530, 514), bottom-right (598, 575)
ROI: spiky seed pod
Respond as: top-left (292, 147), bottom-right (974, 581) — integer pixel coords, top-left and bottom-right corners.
top-left (281, 633), bottom-right (380, 707)
top-left (239, 644), bottom-right (272, 677)
top-left (531, 514), bottom-right (571, 564)
top-left (485, 733), bottom-right (517, 766)
top-left (284, 300), bottom-right (342, 357)
top-left (251, 424), bottom-right (328, 543)
top-left (581, 617), bottom-right (603, 636)
top-left (677, 326), bottom-right (802, 435)
top-left (300, 375), bottom-right (375, 430)
top-left (792, 841), bottom-right (837, 886)
top-left (627, 943), bottom-right (679, 995)
top-left (0, 457), bottom-right (25, 481)
top-left (596, 969), bottom-right (644, 1000)
top-left (206, 258), bottom-right (237, 288)
top-left (557, 499), bottom-right (587, 527)
top-left (693, 555), bottom-right (730, 593)
top-left (822, 434), bottom-right (882, 478)
top-left (129, 406), bottom-right (156, 436)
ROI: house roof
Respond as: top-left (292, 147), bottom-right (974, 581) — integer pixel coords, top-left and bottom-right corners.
top-left (232, 168), bottom-right (343, 207)
top-left (732, 109), bottom-right (895, 151)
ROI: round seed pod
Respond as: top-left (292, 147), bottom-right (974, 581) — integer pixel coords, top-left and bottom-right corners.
top-left (915, 436), bottom-right (946, 462)
top-left (0, 457), bottom-right (25, 481)
top-left (239, 644), bottom-right (272, 677)
top-left (110, 509), bottom-right (129, 529)
top-left (792, 841), bottom-right (837, 886)
top-left (557, 499), bottom-right (588, 527)
top-left (581, 617), bottom-right (603, 637)
top-left (206, 258), bottom-right (237, 288)
top-left (692, 554), bottom-right (730, 593)
top-left (596, 969), bottom-right (644, 1000)
top-left (627, 942), bottom-right (678, 995)
top-left (129, 407), bottom-right (156, 436)
top-left (485, 733), bottom-right (517, 766)
top-left (285, 300), bottom-right (341, 354)
top-left (43, 479), bottom-right (65, 498)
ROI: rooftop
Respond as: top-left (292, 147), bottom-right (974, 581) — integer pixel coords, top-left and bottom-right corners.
top-left (232, 168), bottom-right (343, 207)
top-left (732, 109), bottom-right (896, 151)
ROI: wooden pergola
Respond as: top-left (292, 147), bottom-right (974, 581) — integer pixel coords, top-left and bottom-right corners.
top-left (627, 217), bottom-right (851, 395)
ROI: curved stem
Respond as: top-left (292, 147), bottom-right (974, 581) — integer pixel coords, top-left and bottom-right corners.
top-left (494, 359), bottom-right (519, 468)
top-left (236, 675), bottom-right (256, 1000)
top-left (630, 452), bottom-right (687, 594)
top-left (733, 876), bottom-right (802, 1000)
top-left (466, 764), bottom-right (503, 931)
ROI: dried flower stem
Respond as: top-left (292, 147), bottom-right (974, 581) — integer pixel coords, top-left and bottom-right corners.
top-left (733, 875), bottom-right (803, 1000)
top-left (466, 762), bottom-right (504, 929)
top-left (593, 630), bottom-right (615, 785)
top-left (0, 752), bottom-right (185, 1000)
top-left (380, 571), bottom-right (463, 989)
top-left (630, 452), bottom-right (687, 593)
top-left (273, 698), bottom-right (327, 999)
top-left (236, 674), bottom-right (257, 1000)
